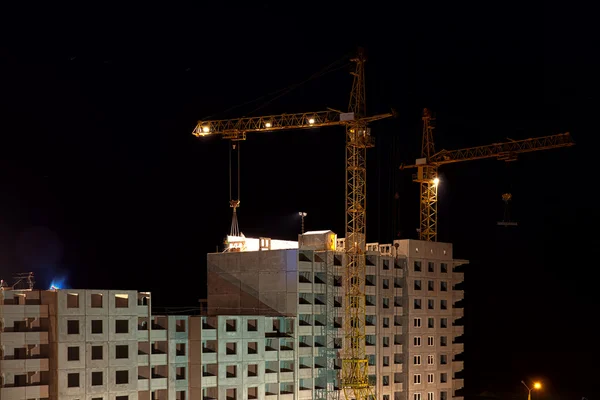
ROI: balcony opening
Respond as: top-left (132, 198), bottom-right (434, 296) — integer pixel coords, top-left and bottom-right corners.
top-left (265, 338), bottom-right (278, 351)
top-left (280, 383), bottom-right (294, 395)
top-left (314, 272), bottom-right (326, 284)
top-left (314, 336), bottom-right (325, 347)
top-left (176, 343), bottom-right (186, 356)
top-left (265, 361), bottom-right (278, 373)
top-left (300, 357), bottom-right (311, 369)
top-left (202, 364), bottom-right (217, 377)
top-left (203, 387), bottom-right (218, 400)
top-left (281, 340), bottom-right (294, 351)
top-left (138, 317), bottom-right (148, 331)
top-left (202, 316), bottom-right (216, 330)
top-left (314, 294), bottom-right (326, 305)
top-left (176, 366), bottom-right (186, 380)
top-left (299, 271), bottom-right (312, 283)
top-left (176, 319), bottom-right (186, 333)
top-left (152, 316), bottom-right (167, 330)
top-left (280, 360), bottom-right (294, 372)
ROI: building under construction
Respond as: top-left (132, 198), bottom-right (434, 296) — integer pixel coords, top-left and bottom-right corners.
top-left (0, 230), bottom-right (465, 400)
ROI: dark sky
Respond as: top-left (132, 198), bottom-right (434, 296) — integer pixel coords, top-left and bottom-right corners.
top-left (1, 3), bottom-right (598, 399)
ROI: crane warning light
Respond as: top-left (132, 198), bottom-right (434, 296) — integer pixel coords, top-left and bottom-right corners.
top-left (265, 122), bottom-right (272, 128)
top-left (433, 177), bottom-right (440, 186)
top-left (308, 118), bottom-right (315, 125)
top-left (202, 126), bottom-right (210, 133)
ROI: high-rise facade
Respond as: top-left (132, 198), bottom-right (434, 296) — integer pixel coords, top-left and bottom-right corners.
top-left (205, 231), bottom-right (467, 400)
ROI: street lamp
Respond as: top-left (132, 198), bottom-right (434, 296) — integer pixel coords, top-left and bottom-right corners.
top-left (521, 381), bottom-right (542, 400)
top-left (298, 212), bottom-right (307, 234)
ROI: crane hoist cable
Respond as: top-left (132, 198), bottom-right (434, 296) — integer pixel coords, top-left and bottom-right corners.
top-left (228, 142), bottom-right (241, 236)
top-left (213, 52), bottom-right (354, 239)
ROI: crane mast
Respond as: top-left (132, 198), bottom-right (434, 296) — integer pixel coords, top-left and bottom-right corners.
top-left (416, 109), bottom-right (439, 242)
top-left (402, 109), bottom-right (575, 241)
top-left (193, 50), bottom-right (391, 399)
top-left (341, 49), bottom-right (373, 400)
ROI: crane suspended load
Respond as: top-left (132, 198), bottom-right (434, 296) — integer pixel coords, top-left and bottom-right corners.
top-left (497, 193), bottom-right (518, 227)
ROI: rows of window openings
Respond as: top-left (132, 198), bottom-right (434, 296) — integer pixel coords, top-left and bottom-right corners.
top-left (413, 372), bottom-right (450, 383)
top-left (299, 274), bottom-right (406, 288)
top-left (413, 336), bottom-right (449, 347)
top-left (414, 261), bottom-right (449, 273)
top-left (299, 296), bottom-right (403, 310)
top-left (201, 317), bottom-right (294, 335)
top-left (64, 293), bottom-right (149, 308)
top-left (299, 314), bottom-right (406, 334)
top-left (413, 280), bottom-right (449, 291)
top-left (411, 392), bottom-right (450, 400)
top-left (412, 354), bottom-right (449, 366)
top-left (65, 317), bottom-right (186, 335)
top-left (67, 367), bottom-right (185, 400)
top-left (413, 318), bottom-right (450, 329)
top-left (204, 385), bottom-right (292, 399)
top-left (413, 299), bottom-right (449, 310)
top-left (65, 342), bottom-right (187, 361)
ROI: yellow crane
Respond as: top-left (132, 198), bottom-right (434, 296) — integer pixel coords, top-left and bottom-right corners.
top-left (401, 108), bottom-right (575, 242)
top-left (192, 49), bottom-right (392, 400)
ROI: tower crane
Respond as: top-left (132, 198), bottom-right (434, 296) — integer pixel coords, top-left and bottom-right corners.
top-left (401, 108), bottom-right (575, 242)
top-left (192, 49), bottom-right (393, 400)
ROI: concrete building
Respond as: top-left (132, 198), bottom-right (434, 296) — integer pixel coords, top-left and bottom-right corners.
top-left (206, 230), bottom-right (467, 400)
top-left (0, 288), bottom-right (190, 400)
top-left (0, 230), bottom-right (466, 400)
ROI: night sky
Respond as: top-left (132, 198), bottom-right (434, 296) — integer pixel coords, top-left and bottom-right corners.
top-left (1, 3), bottom-right (597, 399)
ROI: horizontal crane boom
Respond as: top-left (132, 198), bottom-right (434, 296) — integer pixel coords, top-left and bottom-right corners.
top-left (403, 132), bottom-right (574, 168)
top-left (193, 110), bottom-right (393, 141)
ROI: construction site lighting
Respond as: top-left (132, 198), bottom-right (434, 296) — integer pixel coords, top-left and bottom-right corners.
top-left (308, 118), bottom-right (315, 124)
top-left (202, 126), bottom-right (210, 133)
top-left (433, 177), bottom-right (440, 186)
top-left (265, 122), bottom-right (272, 128)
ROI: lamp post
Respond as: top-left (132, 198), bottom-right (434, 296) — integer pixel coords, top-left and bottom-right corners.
top-left (521, 381), bottom-right (541, 400)
top-left (299, 212), bottom-right (307, 234)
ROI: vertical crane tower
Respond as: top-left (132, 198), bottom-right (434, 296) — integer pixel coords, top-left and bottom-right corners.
top-left (192, 49), bottom-right (391, 400)
top-left (342, 49), bottom-right (373, 400)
